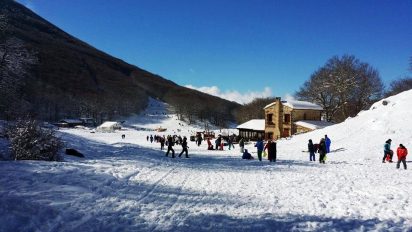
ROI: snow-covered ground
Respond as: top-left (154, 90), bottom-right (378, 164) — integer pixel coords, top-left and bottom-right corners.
top-left (1, 93), bottom-right (412, 231)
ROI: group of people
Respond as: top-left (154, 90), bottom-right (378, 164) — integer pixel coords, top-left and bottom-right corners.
top-left (383, 139), bottom-right (408, 169)
top-left (242, 135), bottom-right (332, 164)
top-left (307, 135), bottom-right (331, 164)
top-left (164, 135), bottom-right (189, 158)
top-left (205, 134), bottom-right (236, 151)
top-left (148, 131), bottom-right (408, 169)
top-left (146, 134), bottom-right (190, 158)
top-left (241, 137), bottom-right (277, 162)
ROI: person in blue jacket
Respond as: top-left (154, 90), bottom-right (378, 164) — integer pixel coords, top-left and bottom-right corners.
top-left (325, 135), bottom-right (331, 153)
top-left (254, 137), bottom-right (264, 161)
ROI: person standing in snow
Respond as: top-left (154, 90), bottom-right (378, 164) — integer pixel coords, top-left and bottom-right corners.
top-left (160, 136), bottom-right (165, 150)
top-left (215, 135), bottom-right (221, 151)
top-left (325, 135), bottom-right (331, 153)
top-left (308, 139), bottom-right (316, 161)
top-left (239, 138), bottom-right (245, 154)
top-left (196, 133), bottom-right (202, 146)
top-left (165, 135), bottom-right (175, 158)
top-left (178, 136), bottom-right (189, 158)
top-left (150, 135), bottom-right (154, 143)
top-left (228, 134), bottom-right (235, 150)
top-left (383, 139), bottom-right (393, 163)
top-left (318, 138), bottom-right (327, 164)
top-left (396, 144), bottom-right (408, 169)
top-left (265, 140), bottom-right (277, 162)
top-left (207, 138), bottom-right (214, 150)
top-left (146, 135), bottom-right (149, 141)
top-left (255, 137), bottom-right (264, 161)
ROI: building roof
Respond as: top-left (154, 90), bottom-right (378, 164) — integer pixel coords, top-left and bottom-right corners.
top-left (295, 120), bottom-right (334, 130)
top-left (236, 119), bottom-right (265, 131)
top-left (60, 119), bottom-right (82, 124)
top-left (264, 102), bottom-right (276, 109)
top-left (283, 100), bottom-right (323, 110)
top-left (98, 121), bottom-right (120, 128)
top-left (264, 100), bottom-right (323, 110)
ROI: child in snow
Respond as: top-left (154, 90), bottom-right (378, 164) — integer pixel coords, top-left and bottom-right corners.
top-left (207, 138), bottom-right (214, 150)
top-left (308, 139), bottom-right (315, 161)
top-left (396, 144), bottom-right (408, 169)
top-left (383, 139), bottom-right (393, 163)
top-left (254, 138), bottom-right (264, 161)
top-left (318, 138), bottom-right (327, 164)
top-left (242, 149), bottom-right (254, 160)
top-left (239, 138), bottom-right (245, 154)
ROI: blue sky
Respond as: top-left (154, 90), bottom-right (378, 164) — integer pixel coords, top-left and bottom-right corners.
top-left (17, 0), bottom-right (412, 104)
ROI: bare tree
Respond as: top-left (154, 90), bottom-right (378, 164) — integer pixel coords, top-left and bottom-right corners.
top-left (234, 97), bottom-right (276, 123)
top-left (385, 77), bottom-right (412, 97)
top-left (296, 55), bottom-right (384, 122)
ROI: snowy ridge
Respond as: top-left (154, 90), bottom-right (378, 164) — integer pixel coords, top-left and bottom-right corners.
top-left (1, 93), bottom-right (412, 231)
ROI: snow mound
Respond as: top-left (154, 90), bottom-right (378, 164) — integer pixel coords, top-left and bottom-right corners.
top-left (280, 89), bottom-right (412, 161)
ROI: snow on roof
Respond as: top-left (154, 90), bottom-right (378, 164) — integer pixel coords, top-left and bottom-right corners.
top-left (264, 100), bottom-right (323, 110)
top-left (98, 121), bottom-right (120, 128)
top-left (60, 119), bottom-right (82, 124)
top-left (295, 120), bottom-right (334, 130)
top-left (236, 119), bottom-right (265, 131)
top-left (283, 100), bottom-right (323, 110)
top-left (264, 102), bottom-right (276, 109)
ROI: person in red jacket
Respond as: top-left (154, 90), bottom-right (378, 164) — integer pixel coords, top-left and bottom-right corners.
top-left (396, 144), bottom-right (408, 170)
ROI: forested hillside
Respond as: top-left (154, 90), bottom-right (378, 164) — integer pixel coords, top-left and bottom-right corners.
top-left (0, 0), bottom-right (240, 124)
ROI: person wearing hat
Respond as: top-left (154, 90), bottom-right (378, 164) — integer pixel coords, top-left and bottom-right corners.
top-left (396, 144), bottom-right (408, 169)
top-left (383, 139), bottom-right (393, 163)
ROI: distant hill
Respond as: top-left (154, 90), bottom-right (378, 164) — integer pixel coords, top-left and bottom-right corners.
top-left (0, 0), bottom-right (240, 124)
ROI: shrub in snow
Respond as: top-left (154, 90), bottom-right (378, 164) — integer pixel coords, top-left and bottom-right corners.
top-left (6, 119), bottom-right (63, 161)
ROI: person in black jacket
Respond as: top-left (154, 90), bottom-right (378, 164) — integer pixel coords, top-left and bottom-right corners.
top-left (265, 140), bottom-right (277, 162)
top-left (165, 135), bottom-right (175, 158)
top-left (178, 136), bottom-right (189, 158)
top-left (308, 139), bottom-right (315, 161)
top-left (318, 138), bottom-right (327, 164)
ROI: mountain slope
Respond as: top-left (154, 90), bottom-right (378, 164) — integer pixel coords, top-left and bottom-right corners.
top-left (0, 0), bottom-right (240, 122)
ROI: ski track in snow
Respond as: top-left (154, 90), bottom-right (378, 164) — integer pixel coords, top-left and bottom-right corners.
top-left (1, 96), bottom-right (412, 231)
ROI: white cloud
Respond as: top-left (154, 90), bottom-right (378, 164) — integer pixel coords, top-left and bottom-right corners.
top-left (185, 85), bottom-right (273, 104)
top-left (284, 93), bottom-right (296, 101)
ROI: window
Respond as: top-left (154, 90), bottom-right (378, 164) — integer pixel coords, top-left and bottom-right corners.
top-left (284, 114), bottom-right (291, 124)
top-left (303, 113), bottom-right (307, 120)
top-left (267, 114), bottom-right (274, 125)
top-left (283, 128), bottom-right (290, 137)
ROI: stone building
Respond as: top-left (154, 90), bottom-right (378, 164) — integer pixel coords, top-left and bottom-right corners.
top-left (264, 97), bottom-right (331, 139)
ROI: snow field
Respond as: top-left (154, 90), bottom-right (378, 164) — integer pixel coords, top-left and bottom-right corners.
top-left (1, 93), bottom-right (412, 231)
